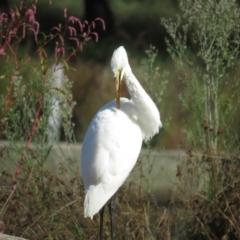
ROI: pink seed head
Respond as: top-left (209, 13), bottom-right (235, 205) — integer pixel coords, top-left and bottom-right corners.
top-left (9, 9), bottom-right (15, 21)
top-left (64, 8), bottom-right (67, 18)
top-left (0, 48), bottom-right (6, 55)
top-left (95, 18), bottom-right (106, 31)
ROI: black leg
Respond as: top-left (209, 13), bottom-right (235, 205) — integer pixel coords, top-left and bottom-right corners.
top-left (100, 205), bottom-right (105, 240)
top-left (109, 192), bottom-right (117, 240)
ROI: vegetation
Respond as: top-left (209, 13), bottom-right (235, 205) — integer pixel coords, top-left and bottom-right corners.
top-left (161, 0), bottom-right (240, 238)
top-left (0, 0), bottom-right (240, 239)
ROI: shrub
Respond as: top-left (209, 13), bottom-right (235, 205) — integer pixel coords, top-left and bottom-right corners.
top-left (162, 0), bottom-right (240, 238)
top-left (0, 1), bottom-right (105, 238)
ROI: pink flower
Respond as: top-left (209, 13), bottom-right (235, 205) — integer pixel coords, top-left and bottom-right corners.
top-left (9, 9), bottom-right (15, 21)
top-left (0, 13), bottom-right (8, 23)
top-left (91, 32), bottom-right (99, 42)
top-left (64, 8), bottom-right (67, 19)
top-left (95, 18), bottom-right (106, 31)
top-left (69, 37), bottom-right (80, 48)
top-left (68, 26), bottom-right (77, 36)
top-left (25, 9), bottom-right (36, 24)
top-left (69, 16), bottom-right (83, 32)
top-left (0, 48), bottom-right (6, 55)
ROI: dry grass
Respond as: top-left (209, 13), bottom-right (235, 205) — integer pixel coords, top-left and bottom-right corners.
top-left (0, 151), bottom-right (175, 240)
top-left (1, 146), bottom-right (239, 239)
top-left (185, 182), bottom-right (240, 240)
top-left (174, 149), bottom-right (240, 240)
top-left (0, 164), bottom-right (84, 239)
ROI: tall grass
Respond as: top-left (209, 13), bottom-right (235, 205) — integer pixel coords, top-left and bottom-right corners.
top-left (162, 0), bottom-right (240, 238)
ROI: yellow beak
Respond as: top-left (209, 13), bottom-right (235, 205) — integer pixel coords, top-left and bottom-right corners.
top-left (115, 74), bottom-right (121, 109)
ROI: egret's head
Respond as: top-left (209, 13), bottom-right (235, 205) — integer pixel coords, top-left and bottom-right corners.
top-left (110, 46), bottom-right (131, 109)
top-left (111, 46), bottom-right (130, 77)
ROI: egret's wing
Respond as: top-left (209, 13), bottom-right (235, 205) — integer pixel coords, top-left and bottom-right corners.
top-left (81, 100), bottom-right (142, 218)
top-left (81, 100), bottom-right (142, 188)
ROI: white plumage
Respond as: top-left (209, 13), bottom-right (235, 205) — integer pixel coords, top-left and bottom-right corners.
top-left (47, 64), bottom-right (64, 143)
top-left (81, 46), bottom-right (162, 219)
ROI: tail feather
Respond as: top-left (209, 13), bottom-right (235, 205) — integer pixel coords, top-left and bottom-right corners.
top-left (84, 184), bottom-right (118, 219)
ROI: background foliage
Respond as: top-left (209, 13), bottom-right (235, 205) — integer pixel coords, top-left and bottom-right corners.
top-left (0, 0), bottom-right (240, 239)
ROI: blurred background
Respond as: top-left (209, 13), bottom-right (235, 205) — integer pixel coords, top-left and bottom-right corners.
top-left (1, 0), bottom-right (186, 149)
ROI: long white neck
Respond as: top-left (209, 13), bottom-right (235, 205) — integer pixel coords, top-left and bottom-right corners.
top-left (123, 68), bottom-right (162, 141)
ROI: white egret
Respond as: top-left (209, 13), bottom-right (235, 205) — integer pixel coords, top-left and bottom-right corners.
top-left (81, 46), bottom-right (162, 239)
top-left (47, 64), bottom-right (64, 143)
